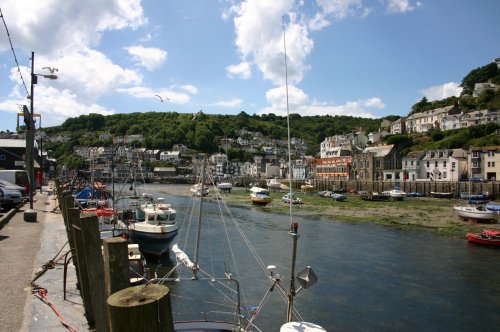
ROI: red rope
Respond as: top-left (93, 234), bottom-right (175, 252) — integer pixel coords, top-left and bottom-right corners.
top-left (33, 286), bottom-right (78, 332)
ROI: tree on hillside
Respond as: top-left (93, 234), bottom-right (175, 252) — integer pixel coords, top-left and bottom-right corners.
top-left (411, 97), bottom-right (430, 114)
top-left (461, 62), bottom-right (499, 96)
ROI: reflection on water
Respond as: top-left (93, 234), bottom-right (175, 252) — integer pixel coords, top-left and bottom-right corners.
top-left (131, 184), bottom-right (500, 331)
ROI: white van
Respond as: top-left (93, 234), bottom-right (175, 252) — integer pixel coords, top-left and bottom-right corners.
top-left (0, 170), bottom-right (30, 196)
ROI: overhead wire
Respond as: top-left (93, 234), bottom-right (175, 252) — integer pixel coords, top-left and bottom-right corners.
top-left (0, 6), bottom-right (31, 99)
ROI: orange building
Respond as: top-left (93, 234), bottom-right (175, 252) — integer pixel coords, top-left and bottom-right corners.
top-left (315, 156), bottom-right (352, 180)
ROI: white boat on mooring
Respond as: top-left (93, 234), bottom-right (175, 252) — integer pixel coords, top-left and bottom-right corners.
top-left (120, 196), bottom-right (178, 257)
top-left (453, 205), bottom-right (498, 222)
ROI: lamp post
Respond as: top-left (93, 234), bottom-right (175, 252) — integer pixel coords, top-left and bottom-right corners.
top-left (28, 51), bottom-right (57, 209)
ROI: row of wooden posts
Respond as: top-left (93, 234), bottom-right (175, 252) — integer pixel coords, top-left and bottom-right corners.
top-left (55, 180), bottom-right (175, 331)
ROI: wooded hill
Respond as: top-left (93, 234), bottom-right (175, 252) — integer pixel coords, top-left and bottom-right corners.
top-left (43, 60), bottom-right (500, 162)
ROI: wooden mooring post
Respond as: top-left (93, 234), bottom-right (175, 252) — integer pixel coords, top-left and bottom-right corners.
top-left (107, 284), bottom-right (174, 332)
top-left (103, 237), bottom-right (130, 296)
top-left (67, 208), bottom-right (110, 331)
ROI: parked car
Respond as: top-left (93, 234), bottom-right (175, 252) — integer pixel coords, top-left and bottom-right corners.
top-left (1, 188), bottom-right (23, 211)
top-left (0, 179), bottom-right (27, 197)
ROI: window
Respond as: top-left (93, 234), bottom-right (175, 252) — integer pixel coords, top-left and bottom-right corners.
top-left (435, 161), bottom-right (438, 167)
top-left (410, 161), bottom-right (414, 166)
top-left (427, 161), bottom-right (430, 167)
top-left (443, 161), bottom-right (447, 168)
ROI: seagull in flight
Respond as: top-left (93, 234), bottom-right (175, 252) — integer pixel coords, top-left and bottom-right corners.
top-left (42, 67), bottom-right (58, 74)
top-left (155, 95), bottom-right (169, 102)
top-left (192, 110), bottom-right (203, 121)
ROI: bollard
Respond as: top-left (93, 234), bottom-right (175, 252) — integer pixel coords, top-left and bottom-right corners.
top-left (23, 209), bottom-right (37, 222)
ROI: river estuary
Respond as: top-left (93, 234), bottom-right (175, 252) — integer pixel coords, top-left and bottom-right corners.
top-left (129, 184), bottom-right (500, 331)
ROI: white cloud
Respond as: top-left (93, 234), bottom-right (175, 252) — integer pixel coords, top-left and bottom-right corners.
top-left (226, 62), bottom-right (252, 79)
top-left (386, 0), bottom-right (419, 13)
top-left (257, 85), bottom-right (381, 118)
top-left (0, 0), bottom-right (150, 126)
top-left (117, 86), bottom-right (191, 104)
top-left (180, 85), bottom-right (199, 95)
top-left (211, 98), bottom-right (243, 108)
top-left (315, 0), bottom-right (364, 20)
top-left (125, 45), bottom-right (168, 71)
top-left (230, 0), bottom-right (313, 86)
top-left (0, 0), bottom-right (146, 54)
top-left (420, 82), bottom-right (462, 101)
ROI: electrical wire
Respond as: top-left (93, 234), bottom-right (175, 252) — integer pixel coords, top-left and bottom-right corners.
top-left (0, 6), bottom-right (31, 99)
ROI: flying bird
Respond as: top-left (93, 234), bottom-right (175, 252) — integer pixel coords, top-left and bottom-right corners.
top-left (42, 67), bottom-right (58, 74)
top-left (192, 110), bottom-right (203, 121)
top-left (155, 95), bottom-right (169, 102)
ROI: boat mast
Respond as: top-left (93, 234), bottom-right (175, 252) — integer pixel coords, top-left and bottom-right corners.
top-left (283, 15), bottom-right (298, 323)
top-left (193, 157), bottom-right (206, 279)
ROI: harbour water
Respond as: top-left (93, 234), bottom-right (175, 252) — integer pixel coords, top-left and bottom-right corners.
top-left (132, 184), bottom-right (500, 331)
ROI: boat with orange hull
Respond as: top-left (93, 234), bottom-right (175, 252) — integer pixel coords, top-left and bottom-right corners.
top-left (466, 230), bottom-right (500, 246)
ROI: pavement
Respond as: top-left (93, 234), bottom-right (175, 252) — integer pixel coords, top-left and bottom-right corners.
top-left (0, 186), bottom-right (89, 331)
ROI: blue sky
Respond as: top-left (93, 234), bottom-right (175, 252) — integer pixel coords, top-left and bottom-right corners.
top-left (0, 0), bottom-right (499, 131)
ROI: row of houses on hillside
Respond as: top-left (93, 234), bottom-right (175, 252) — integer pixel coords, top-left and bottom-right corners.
top-left (393, 106), bottom-right (499, 134)
top-left (316, 145), bottom-right (499, 182)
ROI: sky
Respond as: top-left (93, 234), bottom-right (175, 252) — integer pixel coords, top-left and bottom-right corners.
top-left (0, 0), bottom-right (499, 131)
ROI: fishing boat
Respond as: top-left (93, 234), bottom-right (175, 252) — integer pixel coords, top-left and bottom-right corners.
top-left (73, 183), bottom-right (110, 209)
top-left (453, 204), bottom-right (498, 223)
top-left (119, 196), bottom-right (178, 257)
top-left (466, 230), bottom-right (500, 246)
top-left (249, 186), bottom-right (273, 206)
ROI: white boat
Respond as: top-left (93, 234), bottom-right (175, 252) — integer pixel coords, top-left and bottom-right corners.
top-left (453, 205), bottom-right (498, 222)
top-left (267, 178), bottom-right (282, 190)
top-left (121, 196), bottom-right (178, 257)
top-left (383, 189), bottom-right (407, 201)
top-left (190, 183), bottom-right (209, 196)
top-left (216, 181), bottom-right (232, 192)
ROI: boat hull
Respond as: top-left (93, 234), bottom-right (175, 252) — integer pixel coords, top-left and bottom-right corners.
top-left (358, 192), bottom-right (390, 201)
top-left (454, 205), bottom-right (498, 222)
top-left (430, 192), bottom-right (453, 198)
top-left (250, 193), bottom-right (272, 206)
top-left (129, 228), bottom-right (178, 257)
top-left (466, 233), bottom-right (500, 246)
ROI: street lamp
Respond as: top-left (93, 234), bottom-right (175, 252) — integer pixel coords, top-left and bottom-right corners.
top-left (27, 51), bottom-right (57, 209)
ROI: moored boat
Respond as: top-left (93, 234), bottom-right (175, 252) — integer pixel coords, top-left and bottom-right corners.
top-left (382, 189), bottom-right (407, 201)
top-left (249, 187), bottom-right (273, 206)
top-left (331, 192), bottom-right (347, 201)
top-left (466, 230), bottom-right (500, 246)
top-left (190, 183), bottom-right (209, 196)
top-left (430, 192), bottom-right (453, 198)
top-left (282, 193), bottom-right (304, 204)
top-left (216, 181), bottom-right (232, 192)
top-left (120, 196), bottom-right (178, 257)
top-left (453, 204), bottom-right (498, 223)
top-left (486, 203), bottom-right (500, 212)
top-left (358, 191), bottom-right (390, 201)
